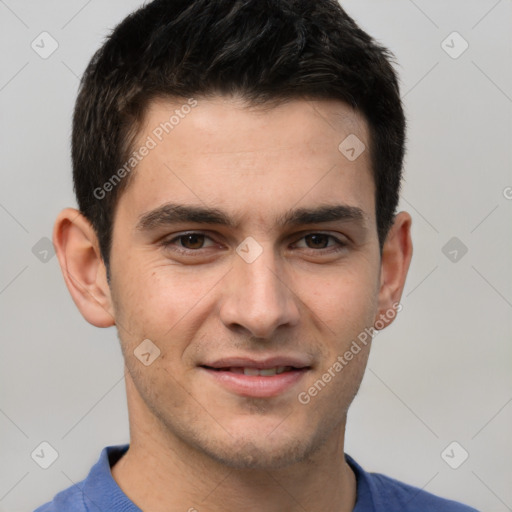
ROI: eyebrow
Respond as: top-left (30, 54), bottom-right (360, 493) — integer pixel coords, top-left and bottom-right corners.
top-left (135, 202), bottom-right (366, 232)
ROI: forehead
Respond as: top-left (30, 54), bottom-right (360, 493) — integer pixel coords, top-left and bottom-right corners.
top-left (138, 95), bottom-right (370, 158)
top-left (117, 95), bottom-right (375, 232)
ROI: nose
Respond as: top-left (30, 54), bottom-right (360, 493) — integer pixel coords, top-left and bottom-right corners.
top-left (219, 247), bottom-right (300, 339)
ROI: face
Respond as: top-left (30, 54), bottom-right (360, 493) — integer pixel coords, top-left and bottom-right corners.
top-left (108, 96), bottom-right (384, 469)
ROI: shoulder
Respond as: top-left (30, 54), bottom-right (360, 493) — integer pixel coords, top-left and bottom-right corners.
top-left (369, 472), bottom-right (479, 511)
top-left (32, 444), bottom-right (130, 512)
top-left (346, 455), bottom-right (479, 512)
top-left (32, 482), bottom-right (85, 512)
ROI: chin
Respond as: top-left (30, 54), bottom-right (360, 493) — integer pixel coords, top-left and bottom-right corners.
top-left (181, 415), bottom-right (334, 471)
top-left (201, 435), bottom-right (315, 470)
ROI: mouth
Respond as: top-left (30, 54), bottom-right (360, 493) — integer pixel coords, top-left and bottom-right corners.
top-left (201, 365), bottom-right (304, 376)
top-left (198, 358), bottom-right (312, 397)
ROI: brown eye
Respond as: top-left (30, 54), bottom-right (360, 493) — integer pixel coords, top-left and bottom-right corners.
top-left (160, 231), bottom-right (218, 255)
top-left (292, 233), bottom-right (348, 254)
top-left (304, 234), bottom-right (330, 249)
top-left (179, 233), bottom-right (205, 249)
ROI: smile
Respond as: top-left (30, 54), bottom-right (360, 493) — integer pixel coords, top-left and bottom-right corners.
top-left (205, 366), bottom-right (295, 376)
top-left (199, 365), bottom-right (310, 398)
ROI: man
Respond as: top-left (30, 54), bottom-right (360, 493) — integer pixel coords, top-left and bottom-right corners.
top-left (35, 0), bottom-right (478, 510)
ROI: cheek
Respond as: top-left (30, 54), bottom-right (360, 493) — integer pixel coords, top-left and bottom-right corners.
top-left (298, 260), bottom-right (380, 338)
top-left (111, 260), bottom-right (226, 353)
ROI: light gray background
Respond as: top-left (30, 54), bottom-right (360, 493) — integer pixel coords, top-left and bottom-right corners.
top-left (1, 1), bottom-right (511, 511)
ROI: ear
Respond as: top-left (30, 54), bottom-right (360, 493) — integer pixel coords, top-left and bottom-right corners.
top-left (374, 211), bottom-right (413, 328)
top-left (53, 208), bottom-right (115, 328)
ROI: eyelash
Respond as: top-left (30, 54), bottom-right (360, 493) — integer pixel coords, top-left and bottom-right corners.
top-left (160, 231), bottom-right (348, 256)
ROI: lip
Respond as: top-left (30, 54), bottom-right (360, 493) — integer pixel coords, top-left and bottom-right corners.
top-left (201, 355), bottom-right (313, 370)
top-left (198, 355), bottom-right (312, 398)
top-left (200, 367), bottom-right (309, 397)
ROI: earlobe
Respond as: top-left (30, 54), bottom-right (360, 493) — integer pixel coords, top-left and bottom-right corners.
top-left (53, 208), bottom-right (115, 328)
top-left (375, 211), bottom-right (413, 328)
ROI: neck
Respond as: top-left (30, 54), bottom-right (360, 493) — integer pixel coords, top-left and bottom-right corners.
top-left (111, 374), bottom-right (356, 512)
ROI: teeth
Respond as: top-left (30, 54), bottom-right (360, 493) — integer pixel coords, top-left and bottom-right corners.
top-left (240, 366), bottom-right (293, 376)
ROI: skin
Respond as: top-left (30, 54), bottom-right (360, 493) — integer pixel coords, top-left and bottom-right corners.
top-left (53, 96), bottom-right (412, 512)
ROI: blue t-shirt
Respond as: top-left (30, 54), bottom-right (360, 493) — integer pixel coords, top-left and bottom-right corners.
top-left (34, 444), bottom-right (478, 511)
